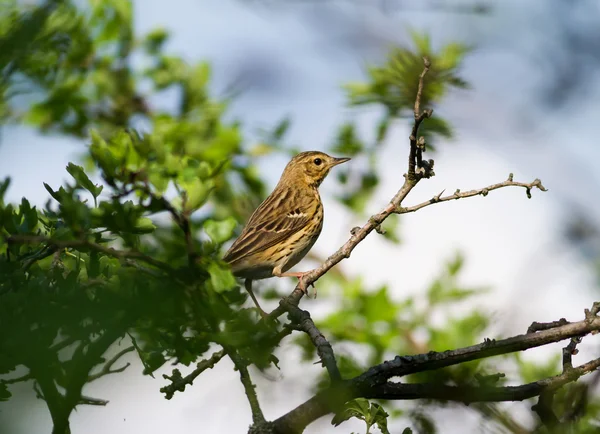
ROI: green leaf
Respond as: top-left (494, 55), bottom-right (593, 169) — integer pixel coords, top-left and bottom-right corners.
top-left (369, 402), bottom-right (390, 434)
top-left (0, 177), bottom-right (11, 205)
top-left (134, 217), bottom-right (156, 234)
top-left (204, 217), bottom-right (237, 244)
top-left (183, 178), bottom-right (214, 212)
top-left (331, 399), bottom-right (390, 433)
top-left (332, 123), bottom-right (364, 156)
top-left (332, 398), bottom-right (371, 427)
top-left (272, 117), bottom-right (290, 141)
top-left (207, 262), bottom-right (237, 293)
top-left (376, 117), bottom-right (390, 144)
top-left (144, 28), bottom-right (168, 54)
top-left (66, 163), bottom-right (103, 198)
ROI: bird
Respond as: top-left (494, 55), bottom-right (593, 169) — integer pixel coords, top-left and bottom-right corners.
top-left (223, 151), bottom-right (350, 316)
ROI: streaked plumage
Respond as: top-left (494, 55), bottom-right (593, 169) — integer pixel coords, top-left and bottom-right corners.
top-left (224, 151), bottom-right (350, 315)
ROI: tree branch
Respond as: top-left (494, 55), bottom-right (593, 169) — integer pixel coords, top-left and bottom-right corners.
top-left (268, 306), bottom-right (600, 433)
top-left (281, 300), bottom-right (341, 383)
top-left (7, 235), bottom-right (174, 273)
top-left (365, 356), bottom-right (600, 401)
top-left (229, 351), bottom-right (265, 425)
top-left (160, 350), bottom-right (226, 400)
top-left (0, 372), bottom-right (31, 385)
top-left (397, 174), bottom-right (548, 215)
top-left (409, 57), bottom-right (432, 180)
top-left (353, 316), bottom-right (599, 386)
top-left (78, 395), bottom-right (109, 406)
top-left (87, 346), bottom-right (134, 382)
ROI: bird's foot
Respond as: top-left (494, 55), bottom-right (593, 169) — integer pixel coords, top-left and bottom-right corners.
top-left (294, 273), bottom-right (316, 298)
top-left (273, 270), bottom-right (316, 298)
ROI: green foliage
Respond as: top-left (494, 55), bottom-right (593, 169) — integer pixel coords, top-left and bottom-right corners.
top-left (332, 398), bottom-right (391, 434)
top-left (345, 31), bottom-right (470, 116)
top-left (0, 1), bottom-right (286, 429)
top-left (343, 31), bottom-right (469, 149)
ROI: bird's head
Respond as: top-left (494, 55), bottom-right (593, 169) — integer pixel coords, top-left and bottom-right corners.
top-left (280, 151), bottom-right (350, 188)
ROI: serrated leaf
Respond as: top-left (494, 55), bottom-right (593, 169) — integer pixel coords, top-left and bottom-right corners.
top-left (369, 402), bottom-right (390, 434)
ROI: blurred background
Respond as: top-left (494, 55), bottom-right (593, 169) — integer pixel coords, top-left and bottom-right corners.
top-left (1, 0), bottom-right (600, 433)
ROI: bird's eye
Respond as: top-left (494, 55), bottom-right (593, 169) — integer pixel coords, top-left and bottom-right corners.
top-left (313, 158), bottom-right (322, 166)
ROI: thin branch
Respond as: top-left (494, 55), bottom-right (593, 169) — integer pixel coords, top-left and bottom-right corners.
top-left (397, 175), bottom-right (548, 215)
top-left (49, 336), bottom-right (77, 353)
top-left (160, 350), bottom-right (226, 400)
top-left (562, 337), bottom-right (582, 372)
top-left (353, 317), bottom-right (600, 386)
top-left (528, 318), bottom-right (570, 334)
top-left (229, 351), bottom-right (266, 425)
top-left (88, 346), bottom-right (134, 382)
top-left (7, 235), bottom-right (173, 273)
top-left (365, 357), bottom-right (600, 401)
top-left (413, 57), bottom-right (430, 118)
top-left (409, 56), bottom-right (432, 180)
top-left (281, 300), bottom-right (341, 382)
top-left (78, 395), bottom-right (109, 406)
top-left (0, 372), bottom-right (31, 385)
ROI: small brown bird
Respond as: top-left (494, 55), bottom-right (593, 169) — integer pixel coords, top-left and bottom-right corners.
top-left (224, 151), bottom-right (350, 315)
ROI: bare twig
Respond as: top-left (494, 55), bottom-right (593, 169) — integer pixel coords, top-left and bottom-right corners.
top-left (528, 318), bottom-right (570, 334)
top-left (0, 372), bottom-right (31, 385)
top-left (397, 176), bottom-right (548, 215)
top-left (88, 346), bottom-right (134, 382)
top-left (563, 337), bottom-right (582, 372)
top-left (161, 350), bottom-right (226, 400)
top-left (408, 57), bottom-right (433, 180)
top-left (78, 395), bottom-right (109, 406)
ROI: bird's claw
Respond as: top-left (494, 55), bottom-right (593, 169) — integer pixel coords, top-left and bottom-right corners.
top-left (298, 277), bottom-right (316, 299)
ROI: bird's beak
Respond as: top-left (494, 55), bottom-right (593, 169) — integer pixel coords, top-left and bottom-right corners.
top-left (331, 157), bottom-right (351, 166)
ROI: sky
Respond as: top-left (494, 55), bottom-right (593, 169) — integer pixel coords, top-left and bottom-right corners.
top-left (1, 0), bottom-right (600, 433)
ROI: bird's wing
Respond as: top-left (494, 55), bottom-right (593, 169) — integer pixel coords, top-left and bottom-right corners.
top-left (223, 189), bottom-right (314, 265)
